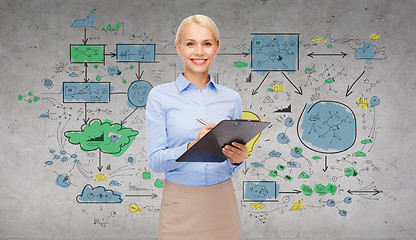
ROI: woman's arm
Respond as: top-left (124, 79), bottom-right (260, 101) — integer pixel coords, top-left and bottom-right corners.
top-left (145, 89), bottom-right (187, 173)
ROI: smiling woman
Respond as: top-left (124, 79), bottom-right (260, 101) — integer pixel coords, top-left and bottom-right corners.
top-left (145, 14), bottom-right (246, 240)
top-left (175, 15), bottom-right (220, 89)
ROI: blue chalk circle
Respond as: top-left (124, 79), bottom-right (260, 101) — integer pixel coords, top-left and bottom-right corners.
top-left (49, 149), bottom-right (56, 154)
top-left (269, 150), bottom-right (282, 157)
top-left (339, 210), bottom-right (347, 217)
top-left (287, 161), bottom-right (298, 167)
top-left (285, 117), bottom-right (294, 127)
top-left (126, 155), bottom-right (136, 165)
top-left (74, 159), bottom-right (79, 163)
top-left (45, 161), bottom-right (53, 165)
top-left (344, 197), bottom-right (352, 204)
top-left (108, 66), bottom-right (121, 76)
top-left (39, 113), bottom-right (50, 119)
top-left (290, 149), bottom-right (302, 158)
top-left (128, 80), bottom-right (152, 108)
top-left (56, 174), bottom-right (71, 188)
top-left (60, 150), bottom-right (66, 155)
top-left (69, 72), bottom-right (79, 77)
top-left (277, 132), bottom-right (290, 144)
top-left (54, 155), bottom-right (60, 160)
top-left (76, 185), bottom-right (122, 203)
top-left (251, 162), bottom-right (263, 168)
top-left (355, 42), bottom-right (376, 61)
top-left (110, 134), bottom-right (121, 143)
top-left (109, 180), bottom-right (121, 186)
top-left (61, 156), bottom-right (68, 162)
top-left (71, 154), bottom-right (78, 158)
top-left (370, 96), bottom-right (380, 108)
top-left (326, 199), bottom-right (336, 207)
top-left (298, 101), bottom-right (356, 154)
top-left (43, 78), bottom-right (54, 88)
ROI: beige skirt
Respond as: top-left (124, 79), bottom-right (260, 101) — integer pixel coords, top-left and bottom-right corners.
top-left (159, 178), bottom-right (241, 240)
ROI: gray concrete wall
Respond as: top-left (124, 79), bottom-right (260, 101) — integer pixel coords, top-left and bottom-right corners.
top-left (0, 0), bottom-right (415, 239)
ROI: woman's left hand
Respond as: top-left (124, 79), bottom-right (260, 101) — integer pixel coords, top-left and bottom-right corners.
top-left (222, 142), bottom-right (248, 165)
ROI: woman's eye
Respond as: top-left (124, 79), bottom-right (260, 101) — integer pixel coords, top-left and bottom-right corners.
top-left (186, 42), bottom-right (194, 46)
top-left (204, 42), bottom-right (212, 46)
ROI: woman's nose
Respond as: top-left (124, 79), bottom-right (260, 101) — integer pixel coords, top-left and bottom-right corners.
top-left (195, 44), bottom-right (203, 55)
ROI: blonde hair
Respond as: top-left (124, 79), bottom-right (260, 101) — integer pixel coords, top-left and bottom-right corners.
top-left (175, 15), bottom-right (220, 44)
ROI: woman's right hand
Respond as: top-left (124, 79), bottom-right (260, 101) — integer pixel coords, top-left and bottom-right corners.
top-left (187, 123), bottom-right (215, 149)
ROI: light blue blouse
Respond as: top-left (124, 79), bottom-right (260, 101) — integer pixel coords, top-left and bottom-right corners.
top-left (145, 73), bottom-right (244, 186)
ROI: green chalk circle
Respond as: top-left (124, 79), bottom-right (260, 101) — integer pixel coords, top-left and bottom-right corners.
top-left (301, 184), bottom-right (313, 196)
top-left (142, 171), bottom-right (151, 180)
top-left (299, 172), bottom-right (311, 179)
top-left (327, 44), bottom-right (333, 49)
top-left (361, 139), bottom-right (373, 144)
top-left (305, 67), bottom-right (312, 71)
top-left (345, 168), bottom-right (357, 177)
top-left (96, 75), bottom-right (101, 81)
top-left (33, 96), bottom-right (39, 102)
top-left (314, 184), bottom-right (328, 195)
top-left (93, 64), bottom-right (99, 69)
top-left (325, 78), bottom-right (335, 84)
top-left (268, 170), bottom-right (278, 178)
top-left (28, 99), bottom-right (33, 103)
top-left (276, 164), bottom-right (286, 171)
top-left (17, 95), bottom-right (23, 101)
top-left (354, 151), bottom-right (366, 157)
top-left (326, 183), bottom-right (337, 195)
top-left (115, 22), bottom-right (121, 30)
top-left (28, 91), bottom-right (33, 96)
top-left (154, 179), bottom-right (164, 188)
top-left (284, 175), bottom-right (293, 181)
top-left (294, 147), bottom-right (303, 154)
top-left (122, 80), bottom-right (127, 84)
top-left (233, 61), bottom-right (248, 69)
top-left (312, 156), bottom-right (321, 160)
top-left (130, 65), bottom-right (135, 69)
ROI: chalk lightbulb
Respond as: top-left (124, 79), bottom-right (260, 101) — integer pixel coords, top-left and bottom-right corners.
top-left (242, 110), bottom-right (262, 157)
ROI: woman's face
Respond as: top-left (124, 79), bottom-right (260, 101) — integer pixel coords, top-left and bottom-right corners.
top-left (176, 23), bottom-right (219, 78)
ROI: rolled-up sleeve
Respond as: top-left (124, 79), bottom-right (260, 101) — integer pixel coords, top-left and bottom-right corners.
top-left (145, 89), bottom-right (186, 173)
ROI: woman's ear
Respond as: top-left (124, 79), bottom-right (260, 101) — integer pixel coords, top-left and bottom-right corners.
top-left (176, 41), bottom-right (182, 57)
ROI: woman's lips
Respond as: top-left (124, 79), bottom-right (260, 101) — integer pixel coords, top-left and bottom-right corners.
top-left (191, 59), bottom-right (207, 65)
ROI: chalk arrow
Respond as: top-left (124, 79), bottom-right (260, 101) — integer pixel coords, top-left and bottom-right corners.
top-left (125, 193), bottom-right (158, 199)
top-left (279, 190), bottom-right (302, 194)
top-left (347, 189), bottom-right (382, 196)
top-left (346, 71), bottom-right (365, 97)
top-left (307, 52), bottom-right (347, 58)
top-left (282, 72), bottom-right (303, 95)
top-left (323, 156), bottom-right (328, 172)
top-left (252, 71), bottom-right (270, 95)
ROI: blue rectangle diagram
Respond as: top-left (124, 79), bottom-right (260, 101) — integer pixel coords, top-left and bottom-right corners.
top-left (63, 82), bottom-right (110, 103)
top-left (250, 33), bottom-right (299, 72)
top-left (243, 181), bottom-right (279, 202)
top-left (116, 44), bottom-right (156, 62)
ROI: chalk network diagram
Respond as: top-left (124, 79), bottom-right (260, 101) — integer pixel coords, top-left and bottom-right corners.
top-left (20, 10), bottom-right (386, 227)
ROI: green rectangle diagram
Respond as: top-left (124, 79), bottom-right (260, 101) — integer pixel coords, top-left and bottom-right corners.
top-left (70, 44), bottom-right (105, 63)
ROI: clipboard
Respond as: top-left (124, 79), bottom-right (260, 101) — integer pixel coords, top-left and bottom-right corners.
top-left (176, 119), bottom-right (271, 162)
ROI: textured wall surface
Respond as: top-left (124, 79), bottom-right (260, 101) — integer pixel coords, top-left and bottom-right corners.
top-left (1, 0), bottom-right (415, 239)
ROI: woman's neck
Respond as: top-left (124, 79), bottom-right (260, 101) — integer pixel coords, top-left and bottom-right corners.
top-left (184, 71), bottom-right (210, 90)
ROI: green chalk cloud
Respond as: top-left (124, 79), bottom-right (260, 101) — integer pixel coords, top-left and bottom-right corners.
top-left (65, 119), bottom-right (138, 157)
